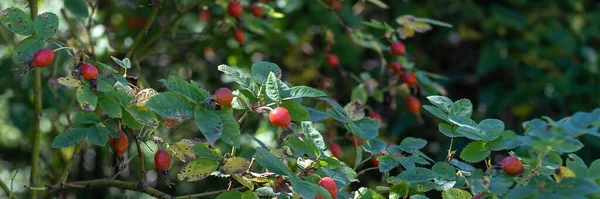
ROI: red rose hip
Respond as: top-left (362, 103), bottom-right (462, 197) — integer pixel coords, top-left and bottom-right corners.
top-left (269, 107), bottom-right (291, 127)
top-left (401, 72), bottom-right (418, 86)
top-left (227, 1), bottom-right (243, 18)
top-left (214, 87), bottom-right (233, 106)
top-left (390, 41), bottom-right (406, 55)
top-left (249, 5), bottom-right (263, 18)
top-left (32, 49), bottom-right (55, 67)
top-left (81, 63), bottom-right (99, 80)
top-left (316, 177), bottom-right (338, 199)
top-left (406, 95), bottom-right (421, 114)
top-left (326, 54), bottom-right (339, 67)
top-left (199, 9), bottom-right (211, 23)
top-left (113, 130), bottom-right (129, 155)
top-left (233, 28), bottom-right (245, 45)
top-left (328, 0), bottom-right (342, 11)
top-left (501, 156), bottom-right (523, 175)
top-left (390, 61), bottom-right (402, 74)
top-left (329, 143), bottom-right (342, 158)
top-left (154, 149), bottom-right (171, 171)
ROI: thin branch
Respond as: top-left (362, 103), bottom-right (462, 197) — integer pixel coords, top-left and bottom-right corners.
top-left (357, 167), bottom-right (379, 176)
top-left (0, 178), bottom-right (16, 199)
top-left (58, 142), bottom-right (85, 183)
top-left (133, 130), bottom-right (146, 184)
top-left (44, 179), bottom-right (171, 199)
top-left (174, 186), bottom-right (246, 199)
top-left (124, 6), bottom-right (160, 60)
top-left (29, 1), bottom-right (41, 199)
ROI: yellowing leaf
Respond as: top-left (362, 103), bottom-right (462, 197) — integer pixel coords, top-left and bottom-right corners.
top-left (398, 27), bottom-right (415, 39)
top-left (221, 157), bottom-right (250, 175)
top-left (554, 166), bottom-right (576, 183)
top-left (58, 77), bottom-right (81, 88)
top-left (406, 22), bottom-right (432, 33)
top-left (169, 139), bottom-right (199, 162)
top-left (133, 88), bottom-right (157, 107)
top-left (178, 158), bottom-right (219, 182)
top-left (232, 174), bottom-right (254, 190)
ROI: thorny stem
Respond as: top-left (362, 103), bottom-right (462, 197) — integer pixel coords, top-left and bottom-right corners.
top-left (29, 1), bottom-right (41, 199)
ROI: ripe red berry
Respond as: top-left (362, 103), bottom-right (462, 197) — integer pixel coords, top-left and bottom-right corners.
top-left (214, 87), bottom-right (233, 106)
top-left (249, 5), bottom-right (263, 18)
top-left (269, 107), bottom-right (291, 127)
top-left (328, 0), bottom-right (342, 11)
top-left (401, 72), bottom-right (418, 86)
top-left (81, 63), bottom-right (99, 80)
top-left (390, 61), bottom-right (402, 74)
top-left (32, 49), bottom-right (55, 67)
top-left (369, 111), bottom-right (382, 122)
top-left (371, 157), bottom-right (379, 166)
top-left (406, 95), bottom-right (421, 114)
top-left (316, 177), bottom-right (338, 199)
top-left (227, 1), bottom-right (243, 18)
top-left (113, 130), bottom-right (129, 155)
top-left (233, 28), bottom-right (245, 45)
top-left (390, 41), bottom-right (406, 56)
top-left (154, 149), bottom-right (171, 171)
top-left (199, 9), bottom-right (211, 23)
top-left (326, 54), bottom-right (339, 67)
top-left (501, 156), bottom-right (523, 175)
top-left (329, 143), bottom-right (342, 158)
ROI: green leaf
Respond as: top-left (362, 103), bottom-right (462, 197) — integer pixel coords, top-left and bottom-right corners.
top-left (489, 130), bottom-right (520, 151)
top-left (110, 56), bottom-right (130, 69)
top-left (301, 121), bottom-right (326, 151)
top-left (98, 96), bottom-right (121, 118)
top-left (191, 142), bottom-right (222, 161)
top-left (241, 190), bottom-right (259, 199)
top-left (216, 111), bottom-right (240, 148)
top-left (588, 159), bottom-right (600, 179)
top-left (76, 85), bottom-right (98, 112)
top-left (284, 86), bottom-right (327, 100)
top-left (426, 96), bottom-right (453, 113)
top-left (478, 119), bottom-right (505, 135)
top-left (288, 176), bottom-right (318, 198)
top-left (121, 108), bottom-right (142, 129)
top-left (112, 82), bottom-right (134, 105)
top-left (285, 135), bottom-right (320, 158)
top-left (344, 99), bottom-right (365, 121)
top-left (566, 154), bottom-right (588, 180)
top-left (281, 100), bottom-right (310, 121)
top-left (64, 0), bottom-right (89, 18)
top-left (432, 162), bottom-right (456, 180)
top-left (251, 61), bottom-right (281, 85)
top-left (253, 147), bottom-right (293, 176)
top-left (73, 111), bottom-right (100, 126)
top-left (194, 109), bottom-right (223, 143)
top-left (105, 126), bottom-right (119, 138)
top-left (363, 138), bottom-right (387, 154)
top-left (423, 105), bottom-right (449, 122)
top-left (86, 124), bottom-right (110, 146)
top-left (505, 186), bottom-right (539, 199)
top-left (355, 117), bottom-right (379, 140)
top-left (438, 123), bottom-right (460, 138)
top-left (459, 141), bottom-right (490, 163)
top-left (355, 187), bottom-right (386, 199)
top-left (391, 167), bottom-right (438, 184)
top-left (33, 12), bottom-right (58, 39)
top-left (449, 99), bottom-right (472, 117)
top-left (145, 92), bottom-right (193, 119)
top-left (399, 137), bottom-right (428, 152)
top-left (377, 154), bottom-right (400, 172)
top-left (554, 138), bottom-right (584, 153)
top-left (366, 0), bottom-right (389, 9)
top-left (554, 178), bottom-right (600, 197)
top-left (450, 159), bottom-right (475, 174)
top-left (216, 191), bottom-right (242, 199)
top-left (441, 188), bottom-right (472, 199)
top-left (265, 72), bottom-right (290, 102)
top-left (177, 158), bottom-right (219, 182)
top-left (305, 107), bottom-right (330, 122)
top-left (159, 76), bottom-right (209, 103)
top-left (448, 115), bottom-right (477, 128)
top-left (389, 182), bottom-right (410, 199)
top-left (0, 7), bottom-right (34, 36)
top-left (317, 158), bottom-right (358, 188)
top-left (218, 64), bottom-right (253, 88)
top-left (232, 175), bottom-right (255, 191)
top-left (51, 128), bottom-right (87, 148)
top-left (94, 61), bottom-right (119, 74)
top-left (124, 105), bottom-right (159, 127)
top-left (12, 36), bottom-right (44, 64)
top-left (351, 85), bottom-right (368, 104)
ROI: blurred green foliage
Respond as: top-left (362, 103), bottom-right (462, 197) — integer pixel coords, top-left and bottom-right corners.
top-left (0, 0), bottom-right (598, 198)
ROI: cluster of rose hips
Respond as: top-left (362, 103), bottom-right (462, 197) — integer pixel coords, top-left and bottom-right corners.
top-left (110, 130), bottom-right (171, 178)
top-left (214, 87), bottom-right (291, 128)
top-left (216, 1), bottom-right (269, 45)
top-left (33, 48), bottom-right (99, 81)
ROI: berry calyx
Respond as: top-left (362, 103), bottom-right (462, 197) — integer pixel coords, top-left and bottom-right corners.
top-left (269, 107), bottom-right (291, 127)
top-left (406, 95), bottom-right (421, 114)
top-left (329, 143), bottom-right (342, 158)
top-left (227, 1), bottom-right (243, 18)
top-left (390, 61), bottom-right (402, 74)
top-left (112, 130), bottom-right (129, 155)
top-left (401, 72), bottom-right (418, 86)
top-left (249, 5), bottom-right (263, 18)
top-left (316, 177), bottom-right (338, 199)
top-left (326, 54), bottom-right (339, 67)
top-left (501, 156), bottom-right (523, 175)
top-left (81, 63), bottom-right (99, 80)
top-left (328, 0), bottom-right (342, 11)
top-left (233, 28), bottom-right (245, 45)
top-left (32, 49), bottom-right (55, 67)
top-left (390, 41), bottom-right (406, 56)
top-left (199, 9), bottom-right (211, 23)
top-left (154, 149), bottom-right (171, 171)
top-left (214, 87), bottom-right (233, 106)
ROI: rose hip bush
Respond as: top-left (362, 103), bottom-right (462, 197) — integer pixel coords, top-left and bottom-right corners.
top-left (1, 1), bottom-right (600, 199)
